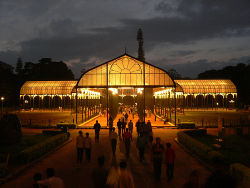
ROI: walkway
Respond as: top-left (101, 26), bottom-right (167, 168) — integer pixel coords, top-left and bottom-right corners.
top-left (2, 114), bottom-right (210, 188)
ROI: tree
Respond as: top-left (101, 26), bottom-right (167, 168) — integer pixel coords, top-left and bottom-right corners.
top-left (0, 114), bottom-right (22, 144)
top-left (31, 58), bottom-right (74, 80)
top-left (137, 28), bottom-right (145, 61)
top-left (15, 57), bottom-right (23, 75)
top-left (168, 69), bottom-right (182, 79)
top-left (198, 63), bottom-right (250, 106)
top-left (81, 68), bottom-right (87, 74)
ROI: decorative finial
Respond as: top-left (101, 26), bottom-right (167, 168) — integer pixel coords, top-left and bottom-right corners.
top-left (124, 47), bottom-right (127, 54)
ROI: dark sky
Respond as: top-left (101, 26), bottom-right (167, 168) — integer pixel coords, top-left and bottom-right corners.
top-left (0, 0), bottom-right (250, 78)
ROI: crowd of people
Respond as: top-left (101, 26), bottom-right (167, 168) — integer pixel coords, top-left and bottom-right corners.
top-left (32, 110), bottom-right (237, 188)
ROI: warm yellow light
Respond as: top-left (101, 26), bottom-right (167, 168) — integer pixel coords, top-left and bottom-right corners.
top-left (109, 88), bottom-right (118, 95)
top-left (137, 88), bottom-right (144, 94)
top-left (1, 97), bottom-right (4, 101)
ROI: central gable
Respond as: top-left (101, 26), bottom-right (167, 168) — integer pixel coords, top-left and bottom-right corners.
top-left (77, 54), bottom-right (174, 87)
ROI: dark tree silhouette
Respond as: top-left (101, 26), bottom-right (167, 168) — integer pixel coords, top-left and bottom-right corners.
top-left (168, 69), bottom-right (182, 79)
top-left (0, 61), bottom-right (17, 106)
top-left (0, 57), bottom-right (75, 107)
top-left (137, 28), bottom-right (145, 61)
top-left (28, 58), bottom-right (74, 81)
top-left (198, 63), bottom-right (250, 106)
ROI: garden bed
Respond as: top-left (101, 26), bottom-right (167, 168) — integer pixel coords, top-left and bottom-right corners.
top-left (194, 134), bottom-right (250, 167)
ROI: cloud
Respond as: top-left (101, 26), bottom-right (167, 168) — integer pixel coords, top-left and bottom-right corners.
top-left (0, 0), bottom-right (250, 79)
top-left (165, 56), bottom-right (250, 78)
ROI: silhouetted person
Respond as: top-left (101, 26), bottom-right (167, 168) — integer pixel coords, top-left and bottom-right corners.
top-left (123, 128), bottom-right (132, 158)
top-left (125, 113), bottom-right (128, 121)
top-left (85, 132), bottom-right (92, 162)
top-left (38, 168), bottom-right (64, 188)
top-left (166, 143), bottom-right (175, 181)
top-left (122, 119), bottom-right (126, 134)
top-left (117, 119), bottom-right (122, 137)
top-left (119, 161), bottom-right (135, 188)
top-left (76, 130), bottom-right (85, 164)
top-left (110, 127), bottom-right (118, 156)
top-left (128, 120), bottom-right (133, 134)
top-left (109, 116), bottom-right (113, 132)
top-left (204, 160), bottom-right (236, 188)
top-left (151, 137), bottom-right (164, 181)
top-left (183, 170), bottom-right (201, 188)
top-left (136, 120), bottom-right (141, 136)
top-left (136, 132), bottom-right (147, 162)
top-left (94, 120), bottom-right (101, 142)
top-left (92, 156), bottom-right (109, 188)
top-left (33, 172), bottom-right (42, 188)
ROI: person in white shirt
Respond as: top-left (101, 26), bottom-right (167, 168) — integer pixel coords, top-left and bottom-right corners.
top-left (38, 168), bottom-right (64, 188)
top-left (85, 132), bottom-right (92, 162)
top-left (76, 130), bottom-right (85, 163)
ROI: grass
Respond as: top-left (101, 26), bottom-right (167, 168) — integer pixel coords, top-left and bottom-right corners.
top-left (194, 134), bottom-right (250, 166)
top-left (0, 134), bottom-right (51, 160)
top-left (176, 111), bottom-right (248, 127)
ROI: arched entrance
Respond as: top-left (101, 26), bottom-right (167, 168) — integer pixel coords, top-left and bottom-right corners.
top-left (76, 54), bottom-right (176, 126)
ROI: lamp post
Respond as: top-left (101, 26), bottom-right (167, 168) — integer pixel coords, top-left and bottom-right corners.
top-left (1, 97), bottom-right (4, 117)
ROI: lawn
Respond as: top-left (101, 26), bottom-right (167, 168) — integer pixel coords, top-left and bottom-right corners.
top-left (194, 134), bottom-right (250, 167)
top-left (0, 134), bottom-right (50, 161)
top-left (176, 111), bottom-right (248, 127)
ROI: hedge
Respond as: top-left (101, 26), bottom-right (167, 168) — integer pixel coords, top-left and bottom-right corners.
top-left (230, 163), bottom-right (250, 188)
top-left (14, 133), bottom-right (69, 164)
top-left (177, 130), bottom-right (224, 163)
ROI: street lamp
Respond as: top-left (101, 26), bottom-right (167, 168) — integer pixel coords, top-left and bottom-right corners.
top-left (1, 97), bottom-right (4, 117)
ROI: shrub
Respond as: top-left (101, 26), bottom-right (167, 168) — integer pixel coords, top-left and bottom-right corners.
top-left (178, 122), bottom-right (195, 129)
top-left (56, 123), bottom-right (76, 129)
top-left (177, 130), bottom-right (225, 163)
top-left (0, 114), bottom-right (22, 144)
top-left (230, 163), bottom-right (250, 188)
top-left (42, 130), bottom-right (63, 136)
top-left (185, 129), bottom-right (207, 137)
top-left (0, 163), bottom-right (8, 178)
top-left (15, 133), bottom-right (68, 164)
top-left (207, 150), bottom-right (225, 164)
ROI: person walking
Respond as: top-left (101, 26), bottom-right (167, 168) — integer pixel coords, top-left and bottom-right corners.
top-left (151, 137), bottom-right (164, 181)
top-left (92, 156), bottom-right (109, 188)
top-left (147, 120), bottom-right (153, 144)
top-left (76, 130), bottom-right (85, 164)
top-left (124, 112), bottom-right (128, 121)
top-left (33, 173), bottom-right (42, 188)
top-left (37, 168), bottom-right (64, 188)
top-left (136, 132), bottom-right (147, 162)
top-left (94, 120), bottom-right (101, 142)
top-left (109, 116), bottom-right (114, 133)
top-left (136, 120), bottom-right (141, 136)
top-left (117, 119), bottom-right (122, 137)
top-left (123, 128), bottom-right (132, 158)
top-left (121, 119), bottom-right (126, 134)
top-left (183, 170), bottom-right (201, 188)
top-left (165, 143), bottom-right (176, 181)
top-left (110, 127), bottom-right (118, 156)
top-left (118, 161), bottom-right (135, 188)
top-left (85, 132), bottom-right (92, 162)
top-left (128, 120), bottom-right (133, 135)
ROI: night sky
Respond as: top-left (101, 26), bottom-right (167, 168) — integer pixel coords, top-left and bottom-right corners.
top-left (0, 0), bottom-right (250, 78)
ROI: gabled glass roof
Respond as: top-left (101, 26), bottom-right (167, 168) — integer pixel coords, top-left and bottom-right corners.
top-left (175, 80), bottom-right (237, 94)
top-left (20, 81), bottom-right (77, 95)
top-left (77, 54), bottom-right (175, 88)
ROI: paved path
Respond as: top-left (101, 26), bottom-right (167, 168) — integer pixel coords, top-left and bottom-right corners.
top-left (3, 114), bottom-right (210, 188)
